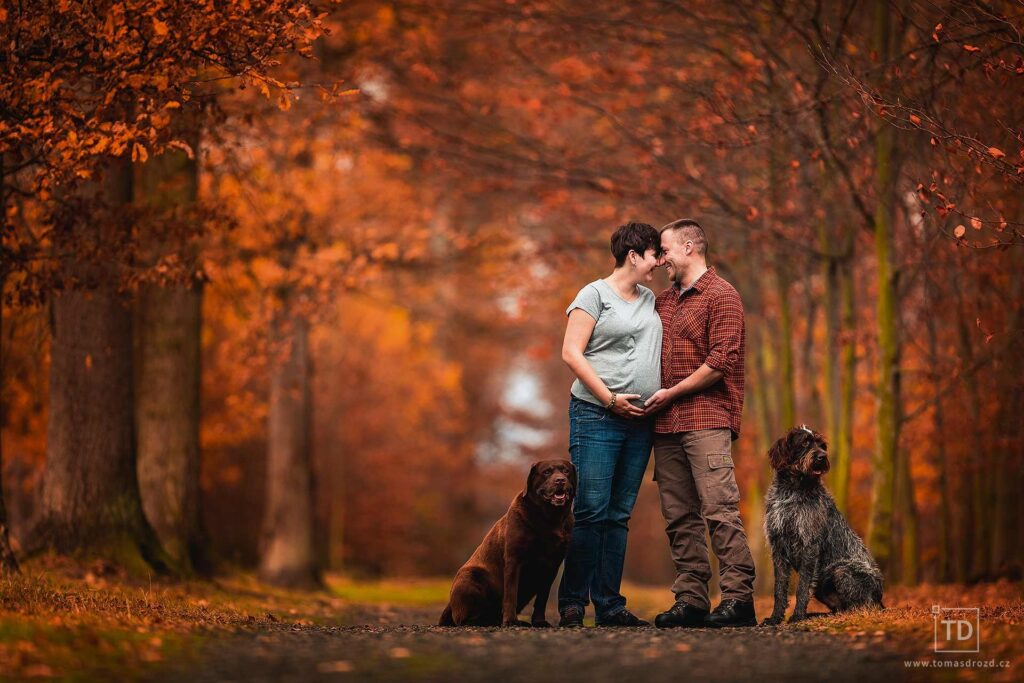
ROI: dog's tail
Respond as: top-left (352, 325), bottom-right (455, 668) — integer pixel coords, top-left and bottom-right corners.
top-left (438, 603), bottom-right (455, 627)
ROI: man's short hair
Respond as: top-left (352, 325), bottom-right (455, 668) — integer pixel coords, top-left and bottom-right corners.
top-left (610, 221), bottom-right (660, 267)
top-left (661, 218), bottom-right (707, 256)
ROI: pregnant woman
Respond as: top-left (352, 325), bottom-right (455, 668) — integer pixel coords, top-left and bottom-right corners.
top-left (557, 221), bottom-right (663, 627)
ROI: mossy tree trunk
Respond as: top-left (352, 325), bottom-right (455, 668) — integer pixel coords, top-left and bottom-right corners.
top-left (866, 0), bottom-right (901, 579)
top-left (29, 156), bottom-right (166, 572)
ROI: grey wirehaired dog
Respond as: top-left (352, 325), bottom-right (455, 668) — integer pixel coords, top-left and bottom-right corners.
top-left (761, 426), bottom-right (884, 626)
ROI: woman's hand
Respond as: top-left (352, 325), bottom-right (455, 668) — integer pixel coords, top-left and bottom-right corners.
top-left (643, 388), bottom-right (675, 414)
top-left (610, 393), bottom-right (646, 418)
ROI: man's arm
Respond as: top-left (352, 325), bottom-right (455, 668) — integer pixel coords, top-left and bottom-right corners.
top-left (644, 364), bottom-right (723, 412)
top-left (645, 288), bottom-right (743, 413)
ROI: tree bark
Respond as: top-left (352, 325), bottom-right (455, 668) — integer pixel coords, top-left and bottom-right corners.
top-left (134, 115), bottom-right (209, 574)
top-left (259, 311), bottom-right (320, 588)
top-left (29, 157), bottom-right (166, 570)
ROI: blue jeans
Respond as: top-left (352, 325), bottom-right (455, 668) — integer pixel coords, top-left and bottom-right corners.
top-left (558, 396), bottom-right (653, 620)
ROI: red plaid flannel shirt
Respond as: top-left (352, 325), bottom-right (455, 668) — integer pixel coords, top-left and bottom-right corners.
top-left (654, 267), bottom-right (745, 438)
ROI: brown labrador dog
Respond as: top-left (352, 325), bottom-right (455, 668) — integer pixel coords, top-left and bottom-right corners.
top-left (439, 459), bottom-right (576, 627)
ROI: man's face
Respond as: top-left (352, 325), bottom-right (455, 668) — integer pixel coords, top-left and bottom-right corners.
top-left (659, 230), bottom-right (691, 284)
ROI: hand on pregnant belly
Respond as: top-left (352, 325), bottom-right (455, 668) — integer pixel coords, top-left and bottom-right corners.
top-left (643, 387), bottom-right (674, 414)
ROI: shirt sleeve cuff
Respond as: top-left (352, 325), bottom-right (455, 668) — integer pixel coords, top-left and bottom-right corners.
top-left (704, 354), bottom-right (732, 372)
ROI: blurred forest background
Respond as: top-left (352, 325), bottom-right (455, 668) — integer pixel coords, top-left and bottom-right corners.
top-left (1, 0), bottom-right (1022, 595)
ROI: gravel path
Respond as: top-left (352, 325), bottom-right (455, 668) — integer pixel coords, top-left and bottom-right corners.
top-left (145, 605), bottom-right (928, 683)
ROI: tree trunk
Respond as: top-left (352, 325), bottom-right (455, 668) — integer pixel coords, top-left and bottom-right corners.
top-left (0, 456), bottom-right (16, 573)
top-left (923, 254), bottom-right (951, 583)
top-left (866, 0), bottom-right (899, 578)
top-left (0, 297), bottom-right (19, 572)
top-left (259, 311), bottom-right (320, 588)
top-left (134, 116), bottom-right (208, 574)
top-left (0, 158), bottom-right (20, 574)
top-left (833, 250), bottom-right (856, 514)
top-left (894, 435), bottom-right (919, 583)
top-left (989, 251), bottom-right (1022, 575)
top-left (818, 226), bottom-right (840, 461)
top-left (776, 266), bottom-right (796, 430)
top-left (30, 157), bottom-right (166, 570)
top-left (953, 275), bottom-right (987, 580)
top-left (745, 304), bottom-right (775, 595)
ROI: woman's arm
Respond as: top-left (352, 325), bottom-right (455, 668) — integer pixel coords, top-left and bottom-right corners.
top-left (561, 308), bottom-right (644, 417)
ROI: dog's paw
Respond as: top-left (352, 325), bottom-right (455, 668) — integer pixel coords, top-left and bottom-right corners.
top-left (760, 616), bottom-right (784, 627)
top-left (502, 619), bottom-right (531, 628)
top-left (531, 619), bottom-right (551, 628)
top-left (788, 613), bottom-right (808, 624)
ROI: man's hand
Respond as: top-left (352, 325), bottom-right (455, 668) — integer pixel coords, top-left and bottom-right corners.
top-left (611, 394), bottom-right (646, 418)
top-left (643, 388), bottom-right (675, 414)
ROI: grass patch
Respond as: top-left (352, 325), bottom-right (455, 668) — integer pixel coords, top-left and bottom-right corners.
top-left (0, 556), bottom-right (351, 680)
top-left (326, 575), bottom-right (451, 606)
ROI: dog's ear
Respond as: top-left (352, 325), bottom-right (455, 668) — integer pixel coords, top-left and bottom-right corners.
top-left (767, 435), bottom-right (788, 471)
top-left (528, 461), bottom-right (541, 486)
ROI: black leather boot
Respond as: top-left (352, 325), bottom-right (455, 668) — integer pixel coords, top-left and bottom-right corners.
top-left (654, 600), bottom-right (710, 628)
top-left (704, 599), bottom-right (756, 628)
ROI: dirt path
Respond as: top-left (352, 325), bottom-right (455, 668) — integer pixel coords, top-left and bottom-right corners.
top-left (145, 605), bottom-right (928, 683)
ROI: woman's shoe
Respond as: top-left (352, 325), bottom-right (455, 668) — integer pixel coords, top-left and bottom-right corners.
top-left (558, 605), bottom-right (585, 627)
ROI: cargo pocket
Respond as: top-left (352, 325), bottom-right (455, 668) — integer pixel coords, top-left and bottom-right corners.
top-left (705, 452), bottom-right (740, 505)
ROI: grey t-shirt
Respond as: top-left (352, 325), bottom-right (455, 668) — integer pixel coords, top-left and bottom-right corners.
top-left (566, 279), bottom-right (663, 408)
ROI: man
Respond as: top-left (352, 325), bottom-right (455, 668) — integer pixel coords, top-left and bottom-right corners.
top-left (643, 218), bottom-right (757, 628)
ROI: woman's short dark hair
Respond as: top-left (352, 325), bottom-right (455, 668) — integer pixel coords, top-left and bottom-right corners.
top-left (610, 221), bottom-right (659, 267)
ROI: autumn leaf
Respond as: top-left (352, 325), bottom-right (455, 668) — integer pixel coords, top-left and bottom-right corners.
top-left (153, 17), bottom-right (169, 37)
top-left (132, 142), bottom-right (149, 163)
top-left (970, 216), bottom-right (982, 230)
top-left (963, 44), bottom-right (981, 53)
top-left (953, 224), bottom-right (966, 238)
top-left (909, 114), bottom-right (921, 125)
top-left (987, 147), bottom-right (1005, 159)
top-left (166, 139), bottom-right (195, 159)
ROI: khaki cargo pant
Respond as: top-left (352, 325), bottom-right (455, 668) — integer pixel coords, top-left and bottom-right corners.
top-left (653, 428), bottom-right (755, 609)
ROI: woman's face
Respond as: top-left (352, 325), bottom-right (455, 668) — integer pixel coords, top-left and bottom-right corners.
top-left (630, 247), bottom-right (660, 281)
